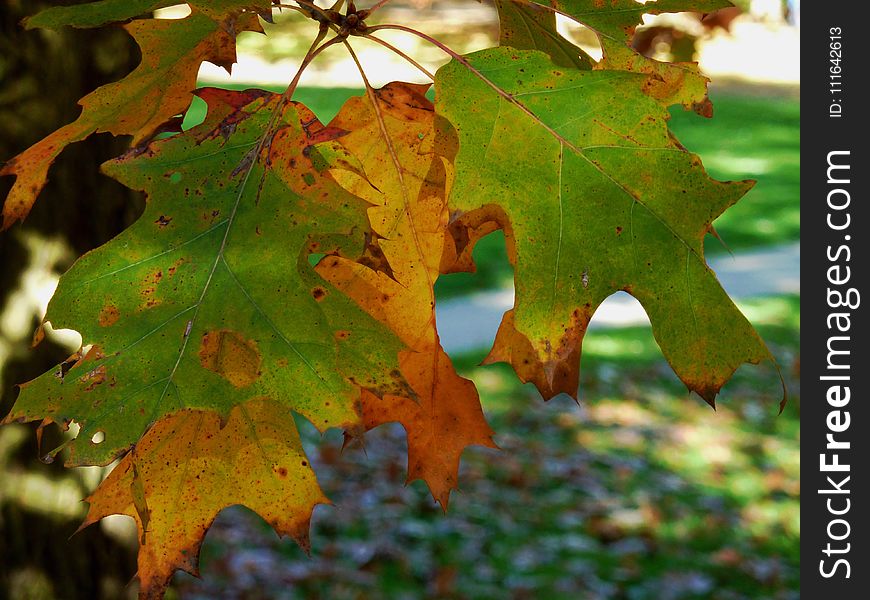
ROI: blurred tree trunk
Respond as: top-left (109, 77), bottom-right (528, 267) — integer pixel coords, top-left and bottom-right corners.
top-left (1, 2), bottom-right (143, 598)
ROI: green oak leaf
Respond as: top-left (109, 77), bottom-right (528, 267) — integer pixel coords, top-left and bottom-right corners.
top-left (520, 0), bottom-right (734, 112)
top-left (436, 48), bottom-right (779, 407)
top-left (494, 0), bottom-right (594, 70)
top-left (528, 0), bottom-right (730, 46)
top-left (3, 88), bottom-right (407, 466)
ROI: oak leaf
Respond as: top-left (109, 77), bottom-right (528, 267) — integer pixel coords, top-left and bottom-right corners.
top-left (23, 0), bottom-right (272, 29)
top-left (436, 48), bottom-right (777, 407)
top-left (80, 398), bottom-right (324, 599)
top-left (316, 83), bottom-right (496, 507)
top-left (520, 0), bottom-right (735, 111)
top-left (3, 88), bottom-right (406, 467)
top-left (1, 11), bottom-right (261, 229)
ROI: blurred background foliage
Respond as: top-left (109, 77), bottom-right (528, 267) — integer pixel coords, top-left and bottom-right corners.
top-left (1, 1), bottom-right (798, 598)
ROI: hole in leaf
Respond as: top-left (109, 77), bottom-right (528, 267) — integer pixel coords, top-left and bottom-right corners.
top-left (153, 4), bottom-right (191, 19)
top-left (91, 431), bottom-right (105, 444)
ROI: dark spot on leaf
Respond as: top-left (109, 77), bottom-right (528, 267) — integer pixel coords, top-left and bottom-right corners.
top-left (99, 304), bottom-right (120, 327)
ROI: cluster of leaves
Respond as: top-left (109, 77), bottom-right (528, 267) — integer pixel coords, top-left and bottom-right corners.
top-left (1, 0), bottom-right (780, 596)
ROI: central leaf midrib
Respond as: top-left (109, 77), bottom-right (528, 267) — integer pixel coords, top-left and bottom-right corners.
top-left (150, 128), bottom-right (267, 423)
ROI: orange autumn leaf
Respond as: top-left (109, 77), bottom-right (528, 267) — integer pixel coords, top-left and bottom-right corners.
top-left (317, 82), bottom-right (496, 507)
top-left (81, 398), bottom-right (326, 599)
top-left (1, 10), bottom-right (261, 229)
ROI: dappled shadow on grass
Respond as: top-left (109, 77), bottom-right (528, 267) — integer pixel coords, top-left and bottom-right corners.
top-left (171, 313), bottom-right (799, 600)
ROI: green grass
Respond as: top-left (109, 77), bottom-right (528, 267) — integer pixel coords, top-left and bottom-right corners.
top-left (670, 91), bottom-right (800, 254)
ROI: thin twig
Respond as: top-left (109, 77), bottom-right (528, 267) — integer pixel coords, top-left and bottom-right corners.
top-left (288, 0), bottom-right (335, 22)
top-left (362, 34), bottom-right (435, 80)
top-left (366, 0), bottom-right (394, 15)
top-left (283, 31), bottom-right (341, 100)
top-left (272, 2), bottom-right (309, 17)
top-left (339, 39), bottom-right (407, 194)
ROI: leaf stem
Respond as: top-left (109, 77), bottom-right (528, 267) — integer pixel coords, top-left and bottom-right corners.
top-left (289, 0), bottom-right (335, 23)
top-left (277, 2), bottom-right (434, 82)
top-left (339, 39), bottom-right (403, 179)
top-left (273, 2), bottom-right (309, 17)
top-left (367, 25), bottom-right (529, 108)
top-left (366, 0), bottom-right (393, 15)
top-left (367, 23), bottom-right (462, 60)
top-left (283, 31), bottom-right (342, 101)
top-left (362, 34), bottom-right (434, 80)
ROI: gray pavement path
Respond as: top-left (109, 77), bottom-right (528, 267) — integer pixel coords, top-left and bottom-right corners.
top-left (436, 243), bottom-right (799, 354)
